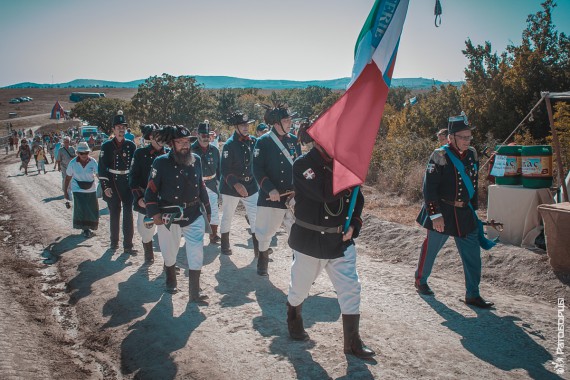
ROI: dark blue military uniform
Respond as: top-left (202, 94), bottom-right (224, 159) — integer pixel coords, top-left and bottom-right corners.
top-left (252, 129), bottom-right (301, 208)
top-left (145, 152), bottom-right (211, 227)
top-left (416, 145), bottom-right (479, 237)
top-left (219, 131), bottom-right (258, 196)
top-left (130, 144), bottom-right (168, 214)
top-left (98, 138), bottom-right (137, 249)
top-left (288, 147), bottom-right (364, 259)
top-left (191, 140), bottom-right (220, 194)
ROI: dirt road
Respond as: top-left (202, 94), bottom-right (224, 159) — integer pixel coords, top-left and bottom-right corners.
top-left (0, 153), bottom-right (567, 379)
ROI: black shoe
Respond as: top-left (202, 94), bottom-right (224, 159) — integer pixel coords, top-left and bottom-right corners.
top-left (415, 283), bottom-right (434, 296)
top-left (124, 247), bottom-right (138, 256)
top-left (83, 230), bottom-right (93, 238)
top-left (465, 296), bottom-right (494, 309)
top-left (110, 242), bottom-right (119, 250)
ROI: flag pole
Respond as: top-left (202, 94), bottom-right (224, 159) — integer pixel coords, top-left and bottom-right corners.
top-left (343, 185), bottom-right (359, 233)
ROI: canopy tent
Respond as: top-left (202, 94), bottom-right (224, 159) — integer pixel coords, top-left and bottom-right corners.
top-left (50, 101), bottom-right (65, 120)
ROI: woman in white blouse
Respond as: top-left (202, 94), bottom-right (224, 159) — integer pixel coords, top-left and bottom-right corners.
top-left (63, 142), bottom-right (100, 238)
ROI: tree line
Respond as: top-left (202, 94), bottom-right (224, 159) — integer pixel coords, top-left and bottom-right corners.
top-left (71, 0), bottom-right (569, 201)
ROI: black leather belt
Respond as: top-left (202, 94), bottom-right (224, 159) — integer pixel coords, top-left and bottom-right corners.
top-left (294, 218), bottom-right (342, 234)
top-left (441, 199), bottom-right (468, 208)
top-left (239, 176), bottom-right (252, 182)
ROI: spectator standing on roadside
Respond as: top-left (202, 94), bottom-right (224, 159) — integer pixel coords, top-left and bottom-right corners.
top-left (63, 142), bottom-right (99, 238)
top-left (99, 111), bottom-right (137, 254)
top-left (219, 111), bottom-right (259, 255)
top-left (129, 124), bottom-right (167, 264)
top-left (16, 139), bottom-right (32, 175)
top-left (436, 128), bottom-right (448, 146)
top-left (53, 137), bottom-right (61, 170)
top-left (56, 137), bottom-right (76, 201)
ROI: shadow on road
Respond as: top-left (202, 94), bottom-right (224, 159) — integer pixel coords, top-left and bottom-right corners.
top-left (66, 248), bottom-right (132, 305)
top-left (120, 295), bottom-right (205, 379)
top-left (101, 263), bottom-right (163, 329)
top-left (41, 234), bottom-right (95, 264)
top-left (423, 296), bottom-right (561, 380)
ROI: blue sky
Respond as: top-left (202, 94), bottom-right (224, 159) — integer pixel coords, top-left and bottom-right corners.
top-left (0, 0), bottom-right (568, 87)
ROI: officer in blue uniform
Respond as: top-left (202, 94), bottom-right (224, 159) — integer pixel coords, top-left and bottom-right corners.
top-left (191, 120), bottom-right (221, 245)
top-left (286, 123), bottom-right (375, 359)
top-left (219, 111), bottom-right (259, 255)
top-left (252, 104), bottom-right (301, 275)
top-left (99, 111), bottom-right (138, 254)
top-left (415, 113), bottom-right (494, 309)
top-left (129, 124), bottom-right (167, 264)
top-left (145, 125), bottom-right (211, 302)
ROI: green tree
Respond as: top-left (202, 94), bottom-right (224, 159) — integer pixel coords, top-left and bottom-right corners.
top-left (130, 74), bottom-right (211, 130)
top-left (70, 98), bottom-right (130, 135)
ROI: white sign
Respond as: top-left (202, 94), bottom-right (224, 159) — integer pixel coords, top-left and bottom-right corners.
top-left (491, 155), bottom-right (507, 177)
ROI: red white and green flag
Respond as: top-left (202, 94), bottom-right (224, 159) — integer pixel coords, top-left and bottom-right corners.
top-left (308, 0), bottom-right (410, 194)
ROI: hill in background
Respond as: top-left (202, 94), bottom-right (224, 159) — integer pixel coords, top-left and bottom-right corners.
top-left (3, 76), bottom-right (463, 90)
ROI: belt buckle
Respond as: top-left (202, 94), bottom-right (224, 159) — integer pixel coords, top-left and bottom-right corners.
top-left (337, 226), bottom-right (342, 234)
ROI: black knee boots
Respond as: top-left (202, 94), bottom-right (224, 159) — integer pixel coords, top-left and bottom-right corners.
top-left (188, 270), bottom-right (208, 303)
top-left (143, 241), bottom-right (154, 264)
top-left (257, 250), bottom-right (269, 276)
top-left (221, 232), bottom-right (232, 255)
top-left (164, 265), bottom-right (178, 294)
top-left (286, 302), bottom-right (309, 341)
top-left (342, 314), bottom-right (375, 359)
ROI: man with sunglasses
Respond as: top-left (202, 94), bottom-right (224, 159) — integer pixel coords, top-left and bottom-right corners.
top-left (191, 120), bottom-right (221, 245)
top-left (219, 111), bottom-right (259, 255)
top-left (415, 112), bottom-right (494, 309)
top-left (99, 110), bottom-right (138, 255)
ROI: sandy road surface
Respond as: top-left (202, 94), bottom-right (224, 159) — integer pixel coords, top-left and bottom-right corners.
top-left (0, 154), bottom-right (567, 379)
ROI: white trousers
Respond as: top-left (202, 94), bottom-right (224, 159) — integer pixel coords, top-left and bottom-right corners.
top-left (220, 193), bottom-right (258, 234)
top-left (136, 212), bottom-right (156, 243)
top-left (288, 244), bottom-right (361, 315)
top-left (254, 206), bottom-right (294, 251)
top-left (206, 187), bottom-right (220, 225)
top-left (156, 217), bottom-right (205, 270)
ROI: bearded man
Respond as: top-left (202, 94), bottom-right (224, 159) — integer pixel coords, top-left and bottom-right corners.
top-left (145, 125), bottom-right (211, 302)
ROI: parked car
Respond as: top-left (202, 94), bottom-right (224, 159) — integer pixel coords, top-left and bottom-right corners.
top-left (9, 98), bottom-right (20, 103)
top-left (18, 97), bottom-right (31, 102)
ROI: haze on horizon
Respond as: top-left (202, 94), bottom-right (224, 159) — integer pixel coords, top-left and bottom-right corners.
top-left (0, 0), bottom-right (568, 88)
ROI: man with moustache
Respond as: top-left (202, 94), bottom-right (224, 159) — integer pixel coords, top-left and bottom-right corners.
top-left (129, 124), bottom-right (167, 264)
top-left (415, 112), bottom-right (495, 309)
top-left (219, 111), bottom-right (259, 255)
top-left (145, 125), bottom-right (211, 301)
top-left (98, 111), bottom-right (138, 254)
top-left (252, 104), bottom-right (301, 276)
top-left (191, 120), bottom-right (222, 245)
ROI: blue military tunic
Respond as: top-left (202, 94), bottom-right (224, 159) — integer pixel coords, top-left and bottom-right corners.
top-left (219, 131), bottom-right (258, 197)
top-left (145, 152), bottom-right (211, 228)
top-left (191, 140), bottom-right (220, 195)
top-left (252, 128), bottom-right (301, 208)
top-left (416, 145), bottom-right (479, 237)
top-left (98, 138), bottom-right (137, 194)
top-left (288, 147), bottom-right (364, 260)
top-left (129, 144), bottom-right (167, 214)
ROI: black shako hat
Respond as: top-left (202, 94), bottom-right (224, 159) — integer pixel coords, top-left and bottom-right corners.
top-left (227, 111), bottom-right (255, 126)
top-left (112, 110), bottom-right (128, 126)
top-left (154, 125), bottom-right (197, 145)
top-left (263, 104), bottom-right (298, 125)
top-left (448, 111), bottom-right (475, 134)
top-left (141, 124), bottom-right (160, 140)
top-left (197, 120), bottom-right (210, 134)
